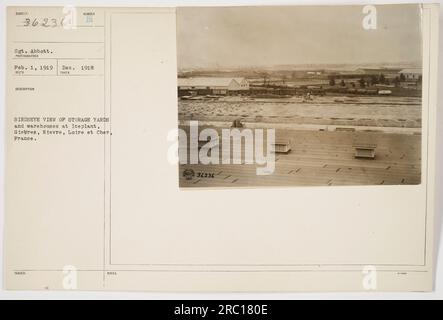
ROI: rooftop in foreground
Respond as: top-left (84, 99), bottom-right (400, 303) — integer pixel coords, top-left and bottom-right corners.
top-left (179, 129), bottom-right (421, 188)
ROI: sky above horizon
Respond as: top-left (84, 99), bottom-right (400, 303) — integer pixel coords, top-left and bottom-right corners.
top-left (177, 5), bottom-right (422, 70)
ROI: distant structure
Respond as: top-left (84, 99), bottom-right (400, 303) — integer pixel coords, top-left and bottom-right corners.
top-left (306, 70), bottom-right (324, 76)
top-left (356, 67), bottom-right (403, 77)
top-left (178, 77), bottom-right (249, 95)
top-left (399, 68), bottom-right (422, 81)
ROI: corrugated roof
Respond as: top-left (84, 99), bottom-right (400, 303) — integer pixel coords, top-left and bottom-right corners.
top-left (400, 68), bottom-right (422, 74)
top-left (178, 77), bottom-right (238, 87)
top-left (357, 67), bottom-right (403, 73)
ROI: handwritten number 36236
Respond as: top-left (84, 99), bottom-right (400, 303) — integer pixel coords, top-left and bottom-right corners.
top-left (23, 17), bottom-right (66, 28)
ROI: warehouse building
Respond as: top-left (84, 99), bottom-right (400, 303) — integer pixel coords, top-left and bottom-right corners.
top-left (178, 77), bottom-right (249, 95)
top-left (399, 68), bottom-right (422, 81)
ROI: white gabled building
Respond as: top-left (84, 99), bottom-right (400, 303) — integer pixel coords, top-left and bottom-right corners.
top-left (178, 77), bottom-right (249, 94)
top-left (399, 68), bottom-right (422, 81)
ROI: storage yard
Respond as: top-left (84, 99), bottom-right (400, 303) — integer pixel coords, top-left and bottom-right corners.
top-left (178, 77), bottom-right (422, 187)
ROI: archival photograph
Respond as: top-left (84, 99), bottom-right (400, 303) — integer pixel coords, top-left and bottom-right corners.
top-left (176, 5), bottom-right (422, 188)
